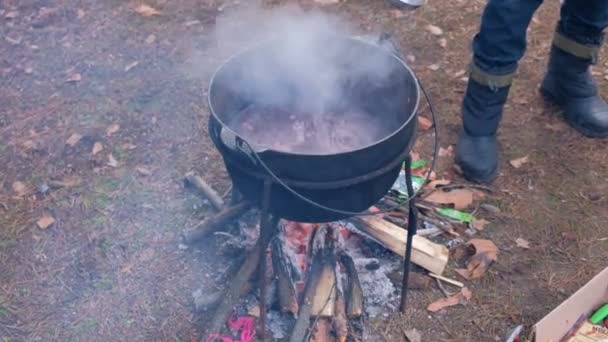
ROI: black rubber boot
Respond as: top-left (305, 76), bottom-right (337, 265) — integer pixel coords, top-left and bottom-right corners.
top-left (540, 33), bottom-right (608, 138)
top-left (456, 72), bottom-right (511, 184)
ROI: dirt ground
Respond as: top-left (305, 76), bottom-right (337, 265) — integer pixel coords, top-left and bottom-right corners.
top-left (1, 0), bottom-right (607, 341)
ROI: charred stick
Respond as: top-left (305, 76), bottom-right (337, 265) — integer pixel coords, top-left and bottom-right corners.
top-left (338, 252), bottom-right (364, 318)
top-left (183, 201), bottom-right (251, 244)
top-left (290, 225), bottom-right (338, 342)
top-left (184, 172), bottom-right (225, 211)
top-left (333, 288), bottom-right (348, 342)
top-left (271, 237), bottom-right (300, 315)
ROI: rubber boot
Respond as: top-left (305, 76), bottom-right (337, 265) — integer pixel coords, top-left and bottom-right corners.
top-left (456, 66), bottom-right (512, 183)
top-left (540, 32), bottom-right (608, 138)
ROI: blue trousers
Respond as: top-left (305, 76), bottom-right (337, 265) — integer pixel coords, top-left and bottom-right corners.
top-left (473, 0), bottom-right (608, 75)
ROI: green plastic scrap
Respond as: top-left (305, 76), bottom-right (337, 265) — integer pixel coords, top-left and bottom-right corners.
top-left (437, 208), bottom-right (473, 223)
top-left (410, 159), bottom-right (427, 169)
top-left (590, 303), bottom-right (608, 324)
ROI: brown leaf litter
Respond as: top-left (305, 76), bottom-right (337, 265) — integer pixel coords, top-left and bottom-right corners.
top-left (418, 116), bottom-right (433, 130)
top-left (135, 4), bottom-right (162, 16)
top-left (65, 133), bottom-right (82, 146)
top-left (92, 142), bottom-right (103, 155)
top-left (509, 155), bottom-right (529, 169)
top-left (12, 181), bottom-right (28, 196)
top-left (516, 238), bottom-right (530, 249)
top-left (403, 328), bottom-right (422, 342)
top-left (37, 215), bottom-right (55, 229)
top-left (471, 218), bottom-right (490, 230)
top-left (424, 188), bottom-right (475, 210)
top-left (427, 287), bottom-right (472, 312)
top-left (106, 124), bottom-right (120, 136)
top-left (455, 239), bottom-right (498, 280)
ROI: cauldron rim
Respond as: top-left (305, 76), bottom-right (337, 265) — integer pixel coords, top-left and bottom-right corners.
top-left (207, 35), bottom-right (420, 157)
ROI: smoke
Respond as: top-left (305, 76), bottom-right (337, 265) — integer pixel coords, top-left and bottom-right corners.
top-left (205, 2), bottom-right (401, 113)
top-left (185, 2), bottom-right (409, 153)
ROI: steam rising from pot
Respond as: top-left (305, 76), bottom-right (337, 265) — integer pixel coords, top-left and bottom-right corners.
top-left (206, 2), bottom-right (407, 153)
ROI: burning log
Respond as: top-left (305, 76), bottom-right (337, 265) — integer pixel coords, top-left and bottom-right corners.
top-left (184, 172), bottom-right (225, 211)
top-left (183, 201), bottom-right (252, 244)
top-left (289, 225), bottom-right (339, 342)
top-left (352, 216), bottom-right (449, 275)
top-left (311, 262), bottom-right (336, 317)
top-left (270, 234), bottom-right (301, 316)
top-left (338, 252), bottom-right (364, 318)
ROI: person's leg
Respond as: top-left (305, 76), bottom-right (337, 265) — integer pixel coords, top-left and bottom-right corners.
top-left (540, 0), bottom-right (608, 137)
top-left (457, 0), bottom-right (543, 183)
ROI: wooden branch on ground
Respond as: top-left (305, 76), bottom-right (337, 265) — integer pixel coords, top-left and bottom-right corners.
top-left (352, 216), bottom-right (449, 275)
top-left (184, 172), bottom-right (225, 211)
top-left (270, 235), bottom-right (300, 316)
top-left (428, 273), bottom-right (464, 288)
top-left (338, 252), bottom-right (364, 318)
top-left (183, 201), bottom-right (252, 244)
top-left (204, 217), bottom-right (274, 337)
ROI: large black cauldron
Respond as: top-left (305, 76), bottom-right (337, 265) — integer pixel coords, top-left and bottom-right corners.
top-left (208, 35), bottom-right (420, 222)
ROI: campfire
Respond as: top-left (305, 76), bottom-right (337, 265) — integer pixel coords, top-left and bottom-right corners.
top-left (183, 173), bottom-right (452, 341)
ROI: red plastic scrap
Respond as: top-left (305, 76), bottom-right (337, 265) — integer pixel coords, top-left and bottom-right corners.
top-left (205, 311), bottom-right (255, 342)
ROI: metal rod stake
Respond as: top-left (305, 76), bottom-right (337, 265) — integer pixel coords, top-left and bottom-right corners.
top-left (400, 156), bottom-right (418, 313)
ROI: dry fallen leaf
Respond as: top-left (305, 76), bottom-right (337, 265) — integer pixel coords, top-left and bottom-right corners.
top-left (135, 4), bottom-right (161, 16)
top-left (106, 124), bottom-right (120, 136)
top-left (516, 238), bottom-right (530, 249)
top-left (107, 154), bottom-right (119, 167)
top-left (472, 218), bottom-right (490, 230)
top-left (66, 133), bottom-right (82, 146)
top-left (92, 142), bottom-right (103, 155)
top-left (136, 166), bottom-right (151, 176)
top-left (37, 215), bottom-right (55, 229)
top-left (428, 64), bottom-right (440, 71)
top-left (427, 287), bottom-right (472, 312)
top-left (48, 177), bottom-right (81, 189)
top-left (124, 61), bottom-right (139, 72)
top-left (145, 34), bottom-right (156, 44)
top-left (439, 145), bottom-right (453, 157)
top-left (455, 239), bottom-right (498, 280)
top-left (5, 11), bottom-right (19, 19)
top-left (426, 24), bottom-right (443, 36)
top-left (313, 0), bottom-right (340, 4)
top-left (509, 155), bottom-right (529, 169)
top-left (12, 181), bottom-right (27, 196)
top-left (438, 38), bottom-right (447, 48)
top-left (403, 328), bottom-right (422, 342)
top-left (425, 189), bottom-right (474, 210)
top-left (418, 116), bottom-right (432, 130)
top-left (248, 305), bottom-right (261, 318)
top-left (66, 73), bottom-right (82, 82)
top-left (122, 143), bottom-right (137, 150)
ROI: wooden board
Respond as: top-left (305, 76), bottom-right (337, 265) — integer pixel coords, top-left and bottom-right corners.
top-left (354, 216), bottom-right (449, 275)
